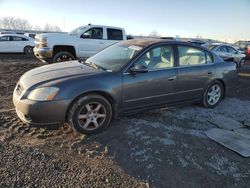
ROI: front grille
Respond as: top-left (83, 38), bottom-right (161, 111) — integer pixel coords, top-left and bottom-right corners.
top-left (15, 83), bottom-right (24, 97)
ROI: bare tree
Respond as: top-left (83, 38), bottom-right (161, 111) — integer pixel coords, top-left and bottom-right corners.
top-left (43, 23), bottom-right (62, 32)
top-left (0, 17), bottom-right (32, 30)
top-left (0, 17), bottom-right (62, 32)
top-left (149, 31), bottom-right (161, 38)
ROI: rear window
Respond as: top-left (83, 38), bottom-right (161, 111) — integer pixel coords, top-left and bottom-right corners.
top-left (11, 36), bottom-right (28, 41)
top-left (178, 46), bottom-right (213, 66)
top-left (107, 28), bottom-right (123, 40)
top-left (0, 36), bottom-right (10, 41)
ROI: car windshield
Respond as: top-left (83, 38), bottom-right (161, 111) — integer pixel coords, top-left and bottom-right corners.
top-left (86, 42), bottom-right (143, 71)
top-left (68, 26), bottom-right (86, 36)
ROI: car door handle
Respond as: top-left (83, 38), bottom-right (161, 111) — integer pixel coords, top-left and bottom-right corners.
top-left (207, 71), bottom-right (213, 75)
top-left (168, 76), bottom-right (176, 81)
top-left (99, 41), bottom-right (104, 44)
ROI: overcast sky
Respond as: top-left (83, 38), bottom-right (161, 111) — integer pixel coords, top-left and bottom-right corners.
top-left (0, 0), bottom-right (249, 42)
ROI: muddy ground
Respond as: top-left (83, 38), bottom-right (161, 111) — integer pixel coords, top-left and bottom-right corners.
top-left (0, 54), bottom-right (250, 188)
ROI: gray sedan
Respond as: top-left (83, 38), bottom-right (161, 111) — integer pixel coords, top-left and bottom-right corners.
top-left (13, 39), bottom-right (237, 134)
top-left (203, 43), bottom-right (245, 68)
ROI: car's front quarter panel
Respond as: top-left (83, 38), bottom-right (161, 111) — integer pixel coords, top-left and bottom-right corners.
top-left (54, 72), bottom-right (123, 113)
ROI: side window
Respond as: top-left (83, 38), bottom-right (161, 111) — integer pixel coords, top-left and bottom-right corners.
top-left (107, 29), bottom-right (123, 40)
top-left (134, 46), bottom-right (174, 70)
top-left (217, 46), bottom-right (227, 52)
top-left (0, 36), bottom-right (10, 41)
top-left (81, 27), bottom-right (103, 39)
top-left (178, 46), bottom-right (206, 66)
top-left (227, 46), bottom-right (237, 54)
top-left (22, 37), bottom-right (28, 41)
top-left (11, 36), bottom-right (23, 41)
top-left (206, 52), bottom-right (213, 64)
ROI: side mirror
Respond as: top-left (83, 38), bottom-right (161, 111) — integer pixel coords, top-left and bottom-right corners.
top-left (82, 33), bottom-right (90, 39)
top-left (130, 64), bottom-right (148, 73)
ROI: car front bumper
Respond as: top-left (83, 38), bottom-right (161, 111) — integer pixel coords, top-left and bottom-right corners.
top-left (13, 93), bottom-right (71, 126)
top-left (34, 47), bottom-right (53, 63)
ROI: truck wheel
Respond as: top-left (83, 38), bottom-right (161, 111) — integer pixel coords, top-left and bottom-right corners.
top-left (24, 46), bottom-right (33, 54)
top-left (67, 94), bottom-right (112, 135)
top-left (53, 51), bottom-right (75, 63)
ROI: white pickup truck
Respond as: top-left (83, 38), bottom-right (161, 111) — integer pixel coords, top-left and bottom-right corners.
top-left (34, 24), bottom-right (127, 63)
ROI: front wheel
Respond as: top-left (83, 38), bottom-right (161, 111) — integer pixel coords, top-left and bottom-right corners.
top-left (53, 51), bottom-right (75, 63)
top-left (67, 94), bottom-right (112, 134)
top-left (202, 81), bottom-right (224, 108)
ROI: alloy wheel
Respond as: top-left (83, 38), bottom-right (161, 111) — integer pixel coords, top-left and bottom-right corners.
top-left (207, 84), bottom-right (221, 106)
top-left (56, 55), bottom-right (73, 62)
top-left (77, 102), bottom-right (106, 131)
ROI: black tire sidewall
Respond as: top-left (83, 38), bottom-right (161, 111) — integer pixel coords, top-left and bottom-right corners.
top-left (203, 81), bottom-right (224, 108)
top-left (53, 51), bottom-right (75, 63)
top-left (24, 46), bottom-right (33, 54)
top-left (69, 95), bottom-right (112, 134)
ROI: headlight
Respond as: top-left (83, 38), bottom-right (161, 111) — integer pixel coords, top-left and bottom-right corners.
top-left (27, 87), bottom-right (59, 101)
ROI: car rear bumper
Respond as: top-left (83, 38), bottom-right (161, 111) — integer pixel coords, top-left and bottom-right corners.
top-left (34, 47), bottom-right (53, 63)
top-left (13, 94), bottom-right (71, 126)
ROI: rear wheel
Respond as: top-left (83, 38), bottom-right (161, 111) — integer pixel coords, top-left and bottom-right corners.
top-left (67, 94), bottom-right (112, 134)
top-left (202, 81), bottom-right (224, 108)
top-left (23, 46), bottom-right (33, 54)
top-left (53, 51), bottom-right (75, 63)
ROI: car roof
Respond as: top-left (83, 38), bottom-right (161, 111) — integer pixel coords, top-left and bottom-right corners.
top-left (0, 33), bottom-right (28, 37)
top-left (120, 38), bottom-right (209, 51)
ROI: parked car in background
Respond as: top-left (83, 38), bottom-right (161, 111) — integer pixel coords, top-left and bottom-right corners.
top-left (34, 24), bottom-right (127, 63)
top-left (13, 39), bottom-right (236, 134)
top-left (234, 41), bottom-right (250, 60)
top-left (202, 43), bottom-right (245, 68)
top-left (24, 33), bottom-right (36, 39)
top-left (188, 39), bottom-right (206, 46)
top-left (0, 34), bottom-right (34, 54)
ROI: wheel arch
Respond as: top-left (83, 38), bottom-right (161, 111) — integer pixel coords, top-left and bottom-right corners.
top-left (65, 90), bottom-right (117, 122)
top-left (53, 45), bottom-right (76, 58)
top-left (212, 79), bottom-right (226, 99)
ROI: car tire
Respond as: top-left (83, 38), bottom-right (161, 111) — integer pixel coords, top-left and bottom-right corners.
top-left (53, 51), bottom-right (75, 63)
top-left (23, 46), bottom-right (33, 54)
top-left (202, 81), bottom-right (224, 108)
top-left (67, 94), bottom-right (112, 135)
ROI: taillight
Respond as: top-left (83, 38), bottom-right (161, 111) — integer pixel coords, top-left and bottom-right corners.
top-left (247, 49), bottom-right (250, 54)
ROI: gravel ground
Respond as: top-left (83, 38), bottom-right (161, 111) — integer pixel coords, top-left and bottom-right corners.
top-left (0, 54), bottom-right (250, 188)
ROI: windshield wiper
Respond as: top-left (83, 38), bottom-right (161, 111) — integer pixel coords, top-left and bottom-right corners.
top-left (78, 59), bottom-right (92, 67)
top-left (78, 59), bottom-right (108, 71)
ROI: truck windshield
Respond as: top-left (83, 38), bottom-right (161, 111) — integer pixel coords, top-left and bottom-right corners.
top-left (86, 42), bottom-right (143, 72)
top-left (68, 26), bottom-right (86, 36)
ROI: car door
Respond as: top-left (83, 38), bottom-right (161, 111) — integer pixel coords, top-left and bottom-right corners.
top-left (0, 36), bottom-right (11, 52)
top-left (78, 27), bottom-right (106, 57)
top-left (216, 45), bottom-right (229, 59)
top-left (176, 45), bottom-right (215, 101)
top-left (103, 28), bottom-right (124, 47)
top-left (122, 45), bottom-right (178, 110)
top-left (227, 46), bottom-right (244, 63)
top-left (10, 36), bottom-right (28, 52)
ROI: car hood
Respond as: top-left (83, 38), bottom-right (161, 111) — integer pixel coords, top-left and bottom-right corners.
top-left (36, 33), bottom-right (78, 45)
top-left (20, 61), bottom-right (101, 89)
